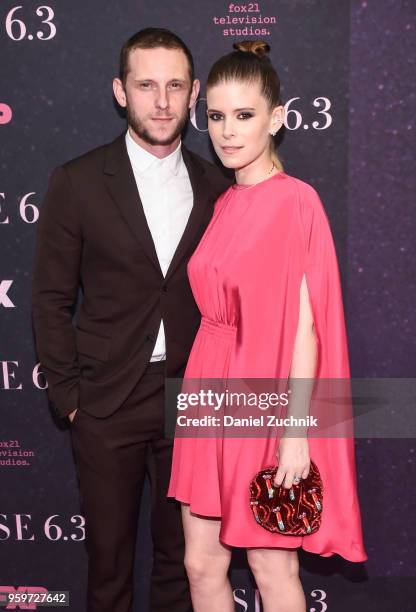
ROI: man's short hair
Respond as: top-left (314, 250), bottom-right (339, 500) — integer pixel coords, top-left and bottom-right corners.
top-left (119, 28), bottom-right (195, 85)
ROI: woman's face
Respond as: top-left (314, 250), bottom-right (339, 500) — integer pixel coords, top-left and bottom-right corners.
top-left (206, 79), bottom-right (282, 170)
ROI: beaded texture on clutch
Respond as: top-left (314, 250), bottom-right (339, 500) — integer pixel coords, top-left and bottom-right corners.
top-left (249, 460), bottom-right (323, 535)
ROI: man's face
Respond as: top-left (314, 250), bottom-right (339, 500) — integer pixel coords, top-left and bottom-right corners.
top-left (114, 47), bottom-right (199, 149)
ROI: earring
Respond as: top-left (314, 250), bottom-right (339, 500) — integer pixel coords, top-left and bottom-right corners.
top-left (271, 117), bottom-right (284, 136)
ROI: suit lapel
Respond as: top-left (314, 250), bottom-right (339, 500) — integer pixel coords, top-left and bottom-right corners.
top-left (103, 134), bottom-right (211, 281)
top-left (164, 145), bottom-right (211, 282)
top-left (103, 133), bottom-right (162, 274)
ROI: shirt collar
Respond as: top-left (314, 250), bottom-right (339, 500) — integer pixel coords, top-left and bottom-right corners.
top-left (125, 129), bottom-right (182, 176)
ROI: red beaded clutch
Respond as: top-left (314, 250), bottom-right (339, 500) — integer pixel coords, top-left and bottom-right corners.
top-left (249, 460), bottom-right (323, 535)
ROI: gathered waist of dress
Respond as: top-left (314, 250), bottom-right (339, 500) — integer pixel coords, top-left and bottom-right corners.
top-left (200, 316), bottom-right (237, 339)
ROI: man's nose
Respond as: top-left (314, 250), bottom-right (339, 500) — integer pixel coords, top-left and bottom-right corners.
top-left (155, 88), bottom-right (169, 110)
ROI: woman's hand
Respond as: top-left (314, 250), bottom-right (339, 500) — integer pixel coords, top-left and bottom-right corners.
top-left (273, 436), bottom-right (310, 489)
top-left (273, 275), bottom-right (315, 489)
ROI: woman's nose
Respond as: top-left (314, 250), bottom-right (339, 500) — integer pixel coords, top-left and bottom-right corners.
top-left (222, 118), bottom-right (235, 139)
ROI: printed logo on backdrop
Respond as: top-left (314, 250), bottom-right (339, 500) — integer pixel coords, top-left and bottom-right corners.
top-left (233, 588), bottom-right (261, 611)
top-left (4, 5), bottom-right (56, 42)
top-left (191, 1), bottom-right (333, 135)
top-left (0, 514), bottom-right (85, 542)
top-left (0, 193), bottom-right (39, 224)
top-left (0, 586), bottom-right (48, 610)
top-left (1, 363), bottom-right (47, 468)
top-left (212, 2), bottom-right (277, 37)
top-left (0, 439), bottom-right (35, 467)
top-left (231, 587), bottom-right (328, 611)
top-left (191, 94), bottom-right (333, 133)
top-left (0, 281), bottom-right (15, 308)
top-left (0, 104), bottom-right (12, 125)
top-left (1, 362), bottom-right (47, 390)
top-left (191, 94), bottom-right (333, 132)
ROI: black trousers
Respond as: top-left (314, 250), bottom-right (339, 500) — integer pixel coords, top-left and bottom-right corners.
top-left (70, 361), bottom-right (191, 612)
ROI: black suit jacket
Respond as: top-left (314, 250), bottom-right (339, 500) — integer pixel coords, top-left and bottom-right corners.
top-left (32, 132), bottom-right (231, 419)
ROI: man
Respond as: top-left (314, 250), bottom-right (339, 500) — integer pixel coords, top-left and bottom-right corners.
top-left (32, 28), bottom-right (230, 612)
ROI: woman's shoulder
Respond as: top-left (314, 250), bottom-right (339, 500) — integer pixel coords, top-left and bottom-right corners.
top-left (213, 185), bottom-right (234, 210)
top-left (279, 172), bottom-right (328, 221)
top-left (278, 173), bottom-right (322, 205)
top-left (274, 173), bottom-right (333, 244)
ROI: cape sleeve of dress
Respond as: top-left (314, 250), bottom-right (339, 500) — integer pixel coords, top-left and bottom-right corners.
top-left (295, 181), bottom-right (367, 562)
top-left (297, 181), bottom-right (350, 379)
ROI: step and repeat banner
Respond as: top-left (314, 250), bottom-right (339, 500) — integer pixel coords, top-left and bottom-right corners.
top-left (1, 1), bottom-right (415, 610)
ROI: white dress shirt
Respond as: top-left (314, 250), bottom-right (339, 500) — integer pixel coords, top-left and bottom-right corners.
top-left (125, 129), bottom-right (193, 361)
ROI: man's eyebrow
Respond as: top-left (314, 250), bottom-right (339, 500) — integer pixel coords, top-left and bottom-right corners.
top-left (133, 78), bottom-right (188, 82)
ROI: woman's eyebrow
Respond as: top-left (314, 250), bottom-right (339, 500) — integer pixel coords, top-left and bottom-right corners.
top-left (207, 107), bottom-right (256, 112)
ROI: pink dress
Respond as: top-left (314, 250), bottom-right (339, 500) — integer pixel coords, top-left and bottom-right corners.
top-left (167, 172), bottom-right (367, 562)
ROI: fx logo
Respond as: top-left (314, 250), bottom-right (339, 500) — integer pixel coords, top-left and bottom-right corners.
top-left (0, 281), bottom-right (15, 307)
top-left (0, 586), bottom-right (48, 609)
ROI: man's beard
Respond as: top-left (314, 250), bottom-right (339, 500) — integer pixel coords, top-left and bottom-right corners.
top-left (126, 105), bottom-right (188, 146)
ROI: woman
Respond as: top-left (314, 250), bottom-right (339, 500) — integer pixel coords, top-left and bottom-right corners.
top-left (168, 41), bottom-right (367, 611)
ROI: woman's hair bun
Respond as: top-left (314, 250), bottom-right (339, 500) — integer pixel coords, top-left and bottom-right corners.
top-left (233, 40), bottom-right (270, 59)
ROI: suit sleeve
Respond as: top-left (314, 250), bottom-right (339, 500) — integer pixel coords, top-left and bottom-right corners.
top-left (32, 166), bottom-right (82, 419)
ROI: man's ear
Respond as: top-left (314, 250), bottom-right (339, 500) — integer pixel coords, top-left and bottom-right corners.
top-left (113, 78), bottom-right (127, 108)
top-left (189, 78), bottom-right (201, 109)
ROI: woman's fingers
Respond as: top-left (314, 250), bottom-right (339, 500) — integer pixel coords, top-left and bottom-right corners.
top-left (274, 467), bottom-right (298, 489)
top-left (273, 464), bottom-right (310, 489)
top-left (273, 465), bottom-right (286, 487)
top-left (283, 470), bottom-right (299, 489)
top-left (274, 438), bottom-right (311, 488)
top-left (301, 463), bottom-right (310, 479)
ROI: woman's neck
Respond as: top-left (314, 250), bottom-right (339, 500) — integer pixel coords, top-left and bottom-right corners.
top-left (235, 154), bottom-right (277, 186)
